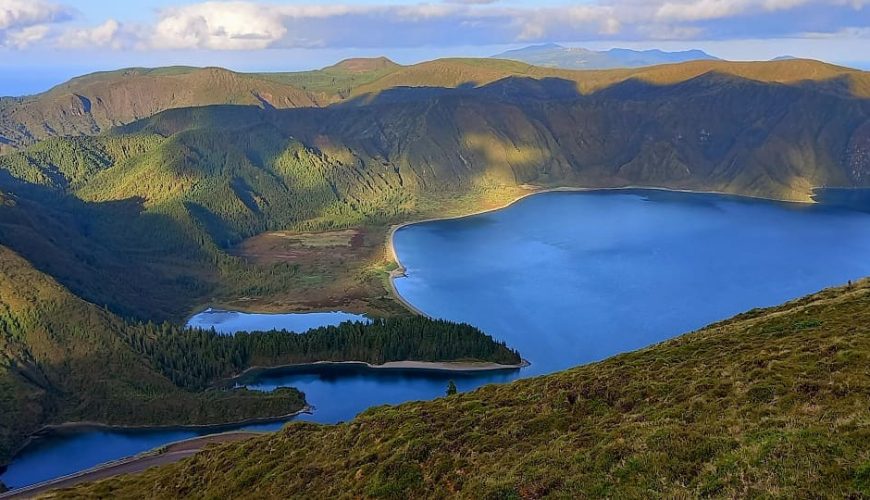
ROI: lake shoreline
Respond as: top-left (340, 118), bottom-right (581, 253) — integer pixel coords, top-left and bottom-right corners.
top-left (0, 431), bottom-right (266, 498)
top-left (2, 358), bottom-right (528, 492)
top-left (182, 184), bottom-right (818, 320)
top-left (6, 184), bottom-right (864, 493)
top-left (33, 406), bottom-right (312, 435)
top-left (229, 359), bottom-right (530, 385)
top-left (8, 405), bottom-right (313, 462)
top-left (385, 184), bottom-right (817, 315)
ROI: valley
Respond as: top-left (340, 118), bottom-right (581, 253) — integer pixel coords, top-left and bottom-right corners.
top-left (0, 55), bottom-right (869, 496)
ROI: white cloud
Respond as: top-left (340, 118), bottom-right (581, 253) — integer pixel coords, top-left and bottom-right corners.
top-left (1, 0), bottom-right (868, 51)
top-left (0, 0), bottom-right (72, 48)
top-left (656, 0), bottom-right (749, 21)
top-left (0, 0), bottom-right (70, 30)
top-left (60, 19), bottom-right (123, 48)
top-left (654, 0), bottom-right (817, 22)
top-left (801, 25), bottom-right (870, 38)
top-left (151, 2), bottom-right (290, 50)
top-left (4, 24), bottom-right (49, 48)
top-left (443, 0), bottom-right (501, 4)
top-left (515, 6), bottom-right (620, 41)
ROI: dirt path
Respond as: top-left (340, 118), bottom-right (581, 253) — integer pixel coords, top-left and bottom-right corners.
top-left (1, 432), bottom-right (261, 499)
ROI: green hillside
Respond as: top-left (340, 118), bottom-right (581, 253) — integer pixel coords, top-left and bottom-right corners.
top-left (1, 61), bottom-right (868, 324)
top-left (0, 127), bottom-right (418, 321)
top-left (0, 67), bottom-right (329, 153)
top-left (253, 57), bottom-right (402, 97)
top-left (0, 245), bottom-right (305, 466)
top-left (59, 280), bottom-right (870, 498)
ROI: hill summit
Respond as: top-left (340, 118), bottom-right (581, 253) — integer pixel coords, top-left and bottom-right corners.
top-left (326, 56), bottom-right (400, 73)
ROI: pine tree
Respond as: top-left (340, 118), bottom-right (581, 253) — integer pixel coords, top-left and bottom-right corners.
top-left (446, 380), bottom-right (457, 396)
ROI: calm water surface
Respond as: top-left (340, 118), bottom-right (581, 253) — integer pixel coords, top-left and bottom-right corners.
top-left (186, 309), bottom-right (369, 334)
top-left (5, 189), bottom-right (870, 489)
top-left (393, 189), bottom-right (870, 374)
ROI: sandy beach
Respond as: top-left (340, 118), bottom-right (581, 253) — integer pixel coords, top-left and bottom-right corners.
top-left (230, 358), bottom-right (529, 385)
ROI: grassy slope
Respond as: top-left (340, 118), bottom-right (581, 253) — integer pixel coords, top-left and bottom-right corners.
top-left (60, 280), bottom-right (870, 499)
top-left (0, 67), bottom-right (329, 153)
top-left (0, 128), bottom-right (420, 321)
top-left (253, 57), bottom-right (401, 98)
top-left (348, 57), bottom-right (870, 97)
top-left (0, 244), bottom-right (306, 465)
top-left (121, 70), bottom-right (870, 204)
top-left (0, 173), bottom-right (218, 321)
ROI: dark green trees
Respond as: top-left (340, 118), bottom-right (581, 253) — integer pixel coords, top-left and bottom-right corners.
top-left (120, 316), bottom-right (521, 390)
top-left (446, 380), bottom-right (458, 396)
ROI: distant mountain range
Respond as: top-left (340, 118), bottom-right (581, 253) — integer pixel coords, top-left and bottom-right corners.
top-left (492, 43), bottom-right (719, 69)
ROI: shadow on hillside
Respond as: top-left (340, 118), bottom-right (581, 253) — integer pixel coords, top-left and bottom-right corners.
top-left (0, 174), bottom-right (216, 322)
top-left (113, 70), bottom-right (865, 140)
top-left (338, 77), bottom-right (584, 107)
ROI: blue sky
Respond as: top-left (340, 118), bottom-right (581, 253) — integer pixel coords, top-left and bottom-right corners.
top-left (1, 0), bottom-right (868, 95)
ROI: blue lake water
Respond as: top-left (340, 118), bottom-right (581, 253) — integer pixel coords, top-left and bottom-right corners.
top-left (393, 189), bottom-right (870, 374)
top-left (5, 188), bottom-right (870, 490)
top-left (185, 309), bottom-right (370, 334)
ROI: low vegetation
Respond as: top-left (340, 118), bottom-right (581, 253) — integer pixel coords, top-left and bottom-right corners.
top-left (0, 132), bottom-right (527, 321)
top-left (60, 280), bottom-right (870, 498)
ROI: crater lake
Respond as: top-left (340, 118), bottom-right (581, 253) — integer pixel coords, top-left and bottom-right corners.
top-left (5, 188), bottom-right (870, 490)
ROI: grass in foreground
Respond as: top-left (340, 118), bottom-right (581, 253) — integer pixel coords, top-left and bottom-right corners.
top-left (58, 279), bottom-right (870, 498)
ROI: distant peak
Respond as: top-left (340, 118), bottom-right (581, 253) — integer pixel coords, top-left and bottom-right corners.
top-left (327, 57), bottom-right (400, 73)
top-left (519, 43), bottom-right (566, 52)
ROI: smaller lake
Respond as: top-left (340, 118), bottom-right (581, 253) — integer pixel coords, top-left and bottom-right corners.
top-left (186, 309), bottom-right (369, 334)
top-left (1, 365), bottom-right (513, 489)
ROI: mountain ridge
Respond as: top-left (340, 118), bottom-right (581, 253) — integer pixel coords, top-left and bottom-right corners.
top-left (2, 58), bottom-right (868, 154)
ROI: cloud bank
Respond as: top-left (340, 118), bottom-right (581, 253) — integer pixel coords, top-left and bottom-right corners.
top-left (0, 0), bottom-right (72, 47)
top-left (0, 0), bottom-right (867, 51)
